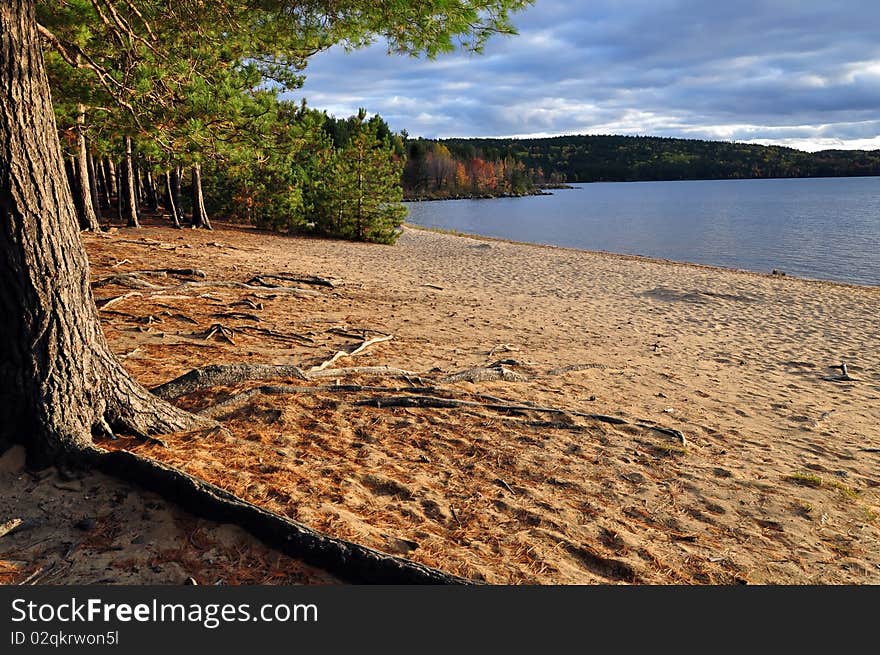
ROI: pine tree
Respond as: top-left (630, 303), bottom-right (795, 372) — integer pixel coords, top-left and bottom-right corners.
top-left (316, 110), bottom-right (407, 244)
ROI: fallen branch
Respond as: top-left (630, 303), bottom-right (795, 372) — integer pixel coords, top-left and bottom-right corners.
top-left (309, 334), bottom-right (393, 373)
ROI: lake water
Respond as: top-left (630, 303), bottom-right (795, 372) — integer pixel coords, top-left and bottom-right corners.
top-left (404, 177), bottom-right (880, 287)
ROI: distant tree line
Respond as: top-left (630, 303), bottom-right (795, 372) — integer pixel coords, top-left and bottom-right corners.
top-left (401, 138), bottom-right (559, 199)
top-left (433, 135), bottom-right (880, 183)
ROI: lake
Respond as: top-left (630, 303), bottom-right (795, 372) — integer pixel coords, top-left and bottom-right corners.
top-left (404, 177), bottom-right (880, 287)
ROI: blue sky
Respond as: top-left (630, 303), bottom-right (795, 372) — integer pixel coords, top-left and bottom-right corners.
top-left (293, 0), bottom-right (880, 151)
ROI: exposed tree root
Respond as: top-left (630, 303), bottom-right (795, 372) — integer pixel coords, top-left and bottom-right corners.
top-left (134, 268), bottom-right (207, 279)
top-left (200, 323), bottom-right (236, 344)
top-left (546, 363), bottom-right (613, 376)
top-left (212, 311), bottom-right (261, 322)
top-left (824, 362), bottom-right (857, 382)
top-left (238, 325), bottom-right (315, 344)
top-left (443, 360), bottom-right (529, 383)
top-left (247, 274), bottom-right (340, 288)
top-left (151, 364), bottom-right (310, 400)
top-left (175, 280), bottom-right (320, 297)
top-left (306, 366), bottom-right (425, 382)
top-left (96, 291), bottom-right (142, 309)
top-left (93, 273), bottom-right (164, 290)
top-left (309, 334), bottom-right (394, 372)
top-left (80, 446), bottom-right (469, 584)
top-left (200, 384), bottom-right (442, 418)
top-left (353, 394), bottom-right (685, 443)
top-left (231, 298), bottom-right (264, 310)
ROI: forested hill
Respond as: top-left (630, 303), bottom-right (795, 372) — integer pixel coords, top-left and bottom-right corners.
top-left (435, 135), bottom-right (880, 183)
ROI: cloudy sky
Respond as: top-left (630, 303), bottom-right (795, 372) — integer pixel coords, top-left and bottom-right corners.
top-left (293, 0), bottom-right (880, 152)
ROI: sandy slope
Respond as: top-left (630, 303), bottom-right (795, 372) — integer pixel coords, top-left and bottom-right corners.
top-left (6, 221), bottom-right (878, 584)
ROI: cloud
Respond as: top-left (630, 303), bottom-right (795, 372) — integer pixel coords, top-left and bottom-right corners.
top-left (291, 0), bottom-right (880, 151)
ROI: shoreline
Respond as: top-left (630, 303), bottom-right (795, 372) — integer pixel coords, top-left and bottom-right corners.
top-left (403, 223), bottom-right (880, 293)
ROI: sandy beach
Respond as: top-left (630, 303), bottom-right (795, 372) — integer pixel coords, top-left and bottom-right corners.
top-left (4, 221), bottom-right (879, 584)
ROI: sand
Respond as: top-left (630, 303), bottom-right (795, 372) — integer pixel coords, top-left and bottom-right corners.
top-left (5, 220), bottom-right (879, 584)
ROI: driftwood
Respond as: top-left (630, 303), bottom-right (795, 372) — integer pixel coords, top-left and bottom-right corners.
top-left (309, 334), bottom-right (393, 372)
top-left (82, 446), bottom-right (469, 584)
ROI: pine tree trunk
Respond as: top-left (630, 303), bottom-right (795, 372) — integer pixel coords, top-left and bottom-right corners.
top-left (145, 169), bottom-right (159, 212)
top-left (105, 158), bottom-right (117, 199)
top-left (171, 165), bottom-right (185, 223)
top-left (94, 155), bottom-right (108, 207)
top-left (190, 162), bottom-right (212, 229)
top-left (121, 136), bottom-right (140, 227)
top-left (164, 170), bottom-right (182, 228)
top-left (116, 163), bottom-right (124, 223)
top-left (87, 152), bottom-right (103, 221)
top-left (0, 0), bottom-right (202, 465)
top-left (74, 105), bottom-right (100, 231)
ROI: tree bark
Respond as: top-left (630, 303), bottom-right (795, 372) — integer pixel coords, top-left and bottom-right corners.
top-left (190, 162), bottom-right (212, 229)
top-left (74, 105), bottom-right (100, 231)
top-left (171, 165), bottom-right (185, 223)
top-left (164, 170), bottom-right (182, 228)
top-left (0, 0), bottom-right (204, 466)
top-left (144, 169), bottom-right (159, 212)
top-left (121, 136), bottom-right (140, 227)
top-left (93, 154), bottom-right (111, 211)
top-left (86, 152), bottom-right (103, 220)
top-left (104, 158), bottom-right (117, 199)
